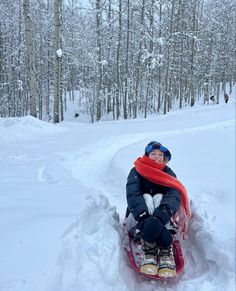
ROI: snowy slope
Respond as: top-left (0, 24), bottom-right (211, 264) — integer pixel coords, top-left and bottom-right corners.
top-left (0, 92), bottom-right (235, 291)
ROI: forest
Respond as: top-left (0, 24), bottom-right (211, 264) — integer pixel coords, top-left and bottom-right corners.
top-left (0, 0), bottom-right (235, 122)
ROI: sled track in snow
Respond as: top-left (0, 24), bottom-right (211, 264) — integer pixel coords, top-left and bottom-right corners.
top-left (57, 119), bottom-right (235, 291)
top-left (60, 118), bottom-right (235, 191)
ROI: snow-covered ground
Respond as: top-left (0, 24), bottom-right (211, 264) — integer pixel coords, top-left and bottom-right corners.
top-left (0, 91), bottom-right (235, 291)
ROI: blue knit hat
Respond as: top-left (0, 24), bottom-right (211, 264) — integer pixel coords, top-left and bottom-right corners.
top-left (145, 141), bottom-right (172, 161)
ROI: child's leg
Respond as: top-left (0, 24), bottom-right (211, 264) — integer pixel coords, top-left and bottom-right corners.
top-left (143, 193), bottom-right (155, 215)
top-left (153, 193), bottom-right (163, 208)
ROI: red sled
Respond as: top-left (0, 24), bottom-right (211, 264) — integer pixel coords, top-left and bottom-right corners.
top-left (123, 220), bottom-right (185, 280)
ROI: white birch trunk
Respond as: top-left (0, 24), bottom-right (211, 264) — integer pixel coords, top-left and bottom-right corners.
top-left (95, 0), bottom-right (102, 121)
top-left (23, 0), bottom-right (37, 118)
top-left (53, 0), bottom-right (62, 123)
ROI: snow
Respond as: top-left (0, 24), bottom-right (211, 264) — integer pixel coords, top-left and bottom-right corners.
top-left (56, 49), bottom-right (63, 58)
top-left (0, 90), bottom-right (235, 291)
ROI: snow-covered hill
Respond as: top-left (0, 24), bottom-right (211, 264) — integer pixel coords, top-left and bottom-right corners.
top-left (0, 93), bottom-right (235, 291)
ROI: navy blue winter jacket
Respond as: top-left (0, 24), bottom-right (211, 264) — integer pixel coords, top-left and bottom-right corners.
top-left (126, 165), bottom-right (181, 221)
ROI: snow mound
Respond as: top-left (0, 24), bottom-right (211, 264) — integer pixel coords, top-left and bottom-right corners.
top-left (180, 201), bottom-right (235, 291)
top-left (0, 115), bottom-right (51, 128)
top-left (48, 195), bottom-right (128, 291)
top-left (0, 116), bottom-right (65, 141)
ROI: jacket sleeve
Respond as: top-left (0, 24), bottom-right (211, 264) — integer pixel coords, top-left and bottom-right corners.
top-left (159, 166), bottom-right (181, 215)
top-left (126, 168), bottom-right (148, 221)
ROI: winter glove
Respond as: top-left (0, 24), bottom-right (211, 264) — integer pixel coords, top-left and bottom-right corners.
top-left (153, 206), bottom-right (172, 225)
top-left (137, 210), bottom-right (150, 222)
top-left (135, 211), bottom-right (150, 233)
top-left (140, 216), bottom-right (164, 243)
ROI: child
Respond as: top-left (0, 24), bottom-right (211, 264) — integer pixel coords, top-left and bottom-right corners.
top-left (126, 141), bottom-right (190, 277)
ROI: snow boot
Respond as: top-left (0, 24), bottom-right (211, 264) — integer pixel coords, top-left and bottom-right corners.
top-left (158, 244), bottom-right (176, 278)
top-left (140, 240), bottom-right (158, 275)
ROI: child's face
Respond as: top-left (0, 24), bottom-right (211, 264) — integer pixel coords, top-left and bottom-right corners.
top-left (148, 149), bottom-right (164, 163)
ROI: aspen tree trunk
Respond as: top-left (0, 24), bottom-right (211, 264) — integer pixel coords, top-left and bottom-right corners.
top-left (46, 0), bottom-right (50, 121)
top-left (69, 0), bottom-right (76, 103)
top-left (90, 83), bottom-right (96, 123)
top-left (128, 7), bottom-right (135, 118)
top-left (216, 82), bottom-right (220, 104)
top-left (95, 0), bottom-right (102, 121)
top-left (115, 0), bottom-right (122, 120)
top-left (134, 0), bottom-right (145, 118)
top-left (60, 86), bottom-right (64, 121)
top-left (0, 25), bottom-right (3, 114)
top-left (229, 80), bottom-right (232, 94)
top-left (221, 17), bottom-right (230, 95)
top-left (106, 0), bottom-right (112, 114)
top-left (38, 22), bottom-right (43, 120)
top-left (204, 31), bottom-right (214, 105)
top-left (157, 1), bottom-right (163, 113)
top-left (178, 0), bottom-right (184, 109)
top-left (129, 3), bottom-right (135, 115)
top-left (23, 0), bottom-right (37, 118)
top-left (17, 3), bottom-right (24, 117)
top-left (167, 12), bottom-right (176, 112)
top-left (0, 26), bottom-right (2, 78)
top-left (167, 38), bottom-right (177, 111)
top-left (163, 0), bottom-right (175, 115)
top-left (53, 0), bottom-right (62, 123)
top-left (123, 0), bottom-right (130, 119)
top-left (144, 0), bottom-right (154, 118)
top-left (189, 0), bottom-right (198, 107)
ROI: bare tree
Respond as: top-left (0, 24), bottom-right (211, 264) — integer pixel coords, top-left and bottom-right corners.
top-left (133, 0), bottom-right (146, 118)
top-left (115, 0), bottom-right (122, 120)
top-left (1, 0), bottom-right (235, 121)
top-left (157, 0), bottom-right (164, 113)
top-left (123, 0), bottom-right (130, 119)
top-left (53, 0), bottom-right (62, 123)
top-left (189, 0), bottom-right (199, 107)
top-left (23, 0), bottom-right (37, 117)
top-left (144, 0), bottom-right (155, 118)
top-left (163, 0), bottom-right (175, 115)
top-left (95, 0), bottom-right (103, 121)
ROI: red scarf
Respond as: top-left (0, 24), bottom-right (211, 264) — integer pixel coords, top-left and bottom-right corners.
top-left (134, 155), bottom-right (191, 239)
